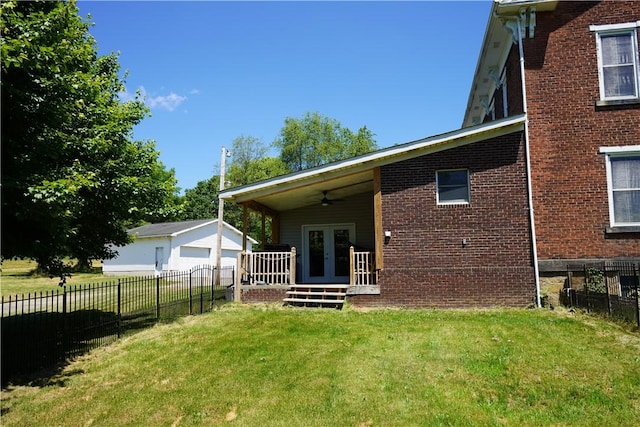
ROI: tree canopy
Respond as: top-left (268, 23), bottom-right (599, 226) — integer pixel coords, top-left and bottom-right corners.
top-left (273, 111), bottom-right (377, 172)
top-left (181, 117), bottom-right (378, 246)
top-left (226, 135), bottom-right (289, 187)
top-left (1, 0), bottom-right (181, 274)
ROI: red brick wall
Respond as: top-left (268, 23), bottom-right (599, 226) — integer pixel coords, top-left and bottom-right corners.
top-left (371, 131), bottom-right (536, 308)
top-left (523, 1), bottom-right (640, 264)
top-left (242, 287), bottom-right (288, 303)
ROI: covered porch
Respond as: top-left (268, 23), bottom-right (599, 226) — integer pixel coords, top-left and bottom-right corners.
top-left (221, 167), bottom-right (385, 304)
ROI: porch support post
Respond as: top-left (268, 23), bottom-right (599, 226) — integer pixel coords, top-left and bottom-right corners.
top-left (234, 251), bottom-right (242, 303)
top-left (242, 204), bottom-right (249, 258)
top-left (261, 212), bottom-right (266, 250)
top-left (349, 246), bottom-right (355, 285)
top-left (236, 203), bottom-right (250, 303)
top-left (290, 247), bottom-right (296, 284)
top-left (271, 214), bottom-right (280, 244)
top-left (373, 167), bottom-right (384, 270)
top-left (241, 200), bottom-right (281, 245)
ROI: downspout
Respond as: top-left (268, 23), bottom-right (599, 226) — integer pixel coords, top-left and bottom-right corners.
top-left (514, 10), bottom-right (542, 307)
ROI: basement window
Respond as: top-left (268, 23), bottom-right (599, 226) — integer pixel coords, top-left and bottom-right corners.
top-left (436, 169), bottom-right (470, 205)
top-left (591, 22), bottom-right (640, 103)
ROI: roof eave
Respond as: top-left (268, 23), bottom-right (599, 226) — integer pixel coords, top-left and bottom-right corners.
top-left (221, 114), bottom-right (526, 205)
top-left (462, 0), bottom-right (558, 128)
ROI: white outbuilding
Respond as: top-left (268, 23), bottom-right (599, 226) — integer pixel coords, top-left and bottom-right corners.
top-left (102, 219), bottom-right (257, 276)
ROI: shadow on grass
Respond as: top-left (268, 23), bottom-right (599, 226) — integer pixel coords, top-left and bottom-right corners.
top-left (1, 309), bottom-right (155, 388)
top-left (1, 298), bottom-right (228, 389)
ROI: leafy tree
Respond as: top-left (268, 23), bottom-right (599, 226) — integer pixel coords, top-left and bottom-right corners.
top-left (273, 111), bottom-right (378, 172)
top-left (1, 0), bottom-right (182, 275)
top-left (180, 136), bottom-right (288, 247)
top-left (181, 176), bottom-right (220, 221)
top-left (226, 135), bottom-right (289, 187)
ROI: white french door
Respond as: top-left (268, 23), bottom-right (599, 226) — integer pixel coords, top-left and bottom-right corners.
top-left (302, 224), bottom-right (355, 283)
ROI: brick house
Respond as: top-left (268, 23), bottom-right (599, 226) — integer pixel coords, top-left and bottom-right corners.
top-left (220, 0), bottom-right (639, 308)
top-left (464, 0), bottom-right (639, 275)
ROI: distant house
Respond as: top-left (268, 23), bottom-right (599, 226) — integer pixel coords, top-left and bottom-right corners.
top-left (102, 219), bottom-right (257, 276)
top-left (220, 0), bottom-right (639, 308)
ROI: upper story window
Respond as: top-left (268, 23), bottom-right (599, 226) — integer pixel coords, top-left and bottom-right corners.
top-left (600, 146), bottom-right (640, 228)
top-left (436, 169), bottom-right (470, 205)
top-left (591, 22), bottom-right (640, 102)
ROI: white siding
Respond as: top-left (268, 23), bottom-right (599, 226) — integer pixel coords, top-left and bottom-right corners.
top-left (280, 192), bottom-right (375, 251)
top-left (103, 237), bottom-right (171, 275)
top-left (103, 221), bottom-right (253, 275)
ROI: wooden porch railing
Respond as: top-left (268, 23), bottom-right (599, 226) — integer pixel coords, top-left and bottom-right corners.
top-left (238, 248), bottom-right (296, 286)
top-left (350, 247), bottom-right (377, 286)
top-left (235, 246), bottom-right (377, 289)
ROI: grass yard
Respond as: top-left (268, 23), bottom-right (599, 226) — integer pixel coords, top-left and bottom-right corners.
top-left (1, 305), bottom-right (639, 426)
top-left (1, 259), bottom-right (120, 297)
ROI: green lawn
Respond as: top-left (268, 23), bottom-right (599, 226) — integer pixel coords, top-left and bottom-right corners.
top-left (1, 259), bottom-right (121, 297)
top-left (1, 305), bottom-right (639, 426)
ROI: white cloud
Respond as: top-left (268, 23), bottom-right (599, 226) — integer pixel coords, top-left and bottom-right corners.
top-left (119, 86), bottom-right (187, 112)
top-left (117, 89), bottom-right (135, 102)
top-left (147, 92), bottom-right (187, 112)
top-left (189, 89), bottom-right (201, 95)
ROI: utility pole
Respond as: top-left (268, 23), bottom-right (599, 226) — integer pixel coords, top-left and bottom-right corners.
top-left (216, 146), bottom-right (231, 285)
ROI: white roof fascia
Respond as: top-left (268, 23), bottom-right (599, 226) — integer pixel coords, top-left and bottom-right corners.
top-left (170, 219), bottom-right (217, 237)
top-left (134, 220), bottom-right (258, 244)
top-left (218, 220), bottom-right (259, 244)
top-left (173, 219), bottom-right (259, 244)
top-left (462, 1), bottom-right (501, 127)
top-left (221, 114), bottom-right (526, 203)
top-left (462, 0), bottom-right (558, 127)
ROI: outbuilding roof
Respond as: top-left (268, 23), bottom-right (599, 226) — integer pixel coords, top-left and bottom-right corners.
top-left (128, 219), bottom-right (258, 243)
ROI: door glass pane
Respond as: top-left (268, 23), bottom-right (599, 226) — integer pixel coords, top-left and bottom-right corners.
top-left (309, 230), bottom-right (324, 277)
top-left (334, 229), bottom-right (350, 277)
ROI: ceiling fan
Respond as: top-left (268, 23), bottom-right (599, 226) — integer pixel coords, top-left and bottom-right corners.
top-left (320, 191), bottom-right (343, 206)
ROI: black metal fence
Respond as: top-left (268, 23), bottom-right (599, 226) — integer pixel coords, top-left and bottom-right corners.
top-left (1, 265), bottom-right (234, 385)
top-left (562, 262), bottom-right (640, 326)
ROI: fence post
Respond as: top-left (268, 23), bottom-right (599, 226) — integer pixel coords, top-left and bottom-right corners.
top-left (583, 265), bottom-right (589, 313)
top-left (566, 265), bottom-right (573, 306)
top-left (211, 266), bottom-right (215, 306)
top-left (603, 263), bottom-right (611, 316)
top-left (156, 275), bottom-right (161, 320)
top-left (62, 286), bottom-right (69, 362)
top-left (117, 279), bottom-right (122, 339)
top-left (189, 269), bottom-right (193, 315)
top-left (635, 263), bottom-right (640, 328)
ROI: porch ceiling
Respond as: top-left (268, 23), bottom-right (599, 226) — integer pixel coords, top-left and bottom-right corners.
top-left (233, 169), bottom-right (374, 212)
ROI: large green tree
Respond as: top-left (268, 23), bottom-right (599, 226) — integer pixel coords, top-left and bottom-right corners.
top-left (273, 111), bottom-right (378, 172)
top-left (226, 135), bottom-right (289, 187)
top-left (181, 136), bottom-right (288, 245)
top-left (1, 0), bottom-right (181, 274)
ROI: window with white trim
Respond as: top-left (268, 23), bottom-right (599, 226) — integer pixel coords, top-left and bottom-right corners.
top-left (591, 22), bottom-right (640, 101)
top-left (601, 147), bottom-right (640, 227)
top-left (436, 169), bottom-right (470, 205)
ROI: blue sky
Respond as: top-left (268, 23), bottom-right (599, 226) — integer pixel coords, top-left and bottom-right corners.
top-left (77, 1), bottom-right (492, 192)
